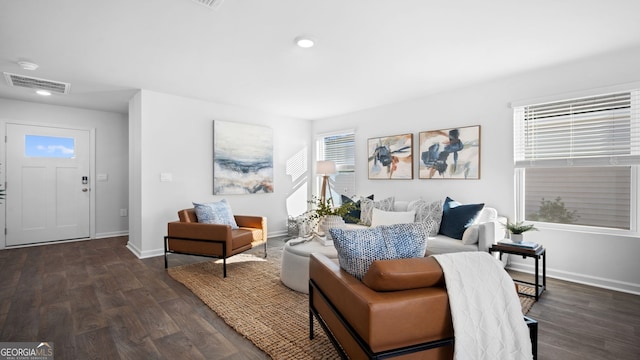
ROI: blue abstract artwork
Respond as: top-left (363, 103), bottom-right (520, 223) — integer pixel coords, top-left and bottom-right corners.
top-left (213, 121), bottom-right (273, 194)
top-left (367, 133), bottom-right (413, 179)
top-left (419, 125), bottom-right (480, 179)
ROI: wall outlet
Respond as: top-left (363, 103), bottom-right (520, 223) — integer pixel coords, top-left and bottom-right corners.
top-left (120, 209), bottom-right (128, 217)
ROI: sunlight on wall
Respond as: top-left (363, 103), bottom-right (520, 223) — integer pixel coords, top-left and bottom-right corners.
top-left (286, 147), bottom-right (309, 217)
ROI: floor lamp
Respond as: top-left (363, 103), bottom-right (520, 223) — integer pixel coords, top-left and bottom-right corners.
top-left (317, 160), bottom-right (336, 204)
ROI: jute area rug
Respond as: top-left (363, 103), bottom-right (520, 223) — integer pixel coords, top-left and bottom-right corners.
top-left (168, 253), bottom-right (337, 359)
top-left (168, 251), bottom-right (535, 360)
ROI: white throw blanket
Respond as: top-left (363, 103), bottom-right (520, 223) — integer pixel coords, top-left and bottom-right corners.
top-left (432, 252), bottom-right (533, 360)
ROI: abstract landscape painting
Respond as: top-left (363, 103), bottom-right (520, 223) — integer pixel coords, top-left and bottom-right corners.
top-left (419, 125), bottom-right (480, 179)
top-left (213, 121), bottom-right (273, 194)
top-left (367, 133), bottom-right (413, 179)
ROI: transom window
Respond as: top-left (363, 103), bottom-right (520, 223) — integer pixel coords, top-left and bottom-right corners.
top-left (25, 135), bottom-right (75, 158)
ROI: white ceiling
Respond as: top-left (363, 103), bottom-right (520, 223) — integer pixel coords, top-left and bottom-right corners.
top-left (1, 0), bottom-right (639, 120)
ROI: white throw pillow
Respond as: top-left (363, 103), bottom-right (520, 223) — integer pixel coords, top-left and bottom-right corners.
top-left (474, 207), bottom-right (498, 224)
top-left (370, 208), bottom-right (415, 227)
top-left (461, 224), bottom-right (480, 245)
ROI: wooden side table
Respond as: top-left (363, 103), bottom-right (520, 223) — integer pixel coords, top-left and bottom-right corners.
top-left (489, 243), bottom-right (546, 301)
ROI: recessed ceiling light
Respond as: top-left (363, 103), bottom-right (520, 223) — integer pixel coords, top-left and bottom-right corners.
top-left (36, 89), bottom-right (52, 96)
top-left (18, 61), bottom-right (39, 71)
top-left (295, 37), bottom-right (315, 48)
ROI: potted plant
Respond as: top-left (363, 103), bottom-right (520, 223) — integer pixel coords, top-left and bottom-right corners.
top-left (503, 221), bottom-right (538, 243)
top-left (303, 196), bottom-right (356, 239)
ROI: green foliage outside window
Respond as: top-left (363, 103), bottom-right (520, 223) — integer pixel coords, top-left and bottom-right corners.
top-left (528, 197), bottom-right (578, 224)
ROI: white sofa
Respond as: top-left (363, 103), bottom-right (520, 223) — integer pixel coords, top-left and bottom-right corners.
top-left (344, 199), bottom-right (506, 255)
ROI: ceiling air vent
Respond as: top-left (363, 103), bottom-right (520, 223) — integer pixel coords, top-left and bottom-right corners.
top-left (191, 0), bottom-right (224, 9)
top-left (3, 72), bottom-right (71, 94)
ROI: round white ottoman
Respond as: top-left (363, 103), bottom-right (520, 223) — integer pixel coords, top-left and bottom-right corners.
top-left (280, 238), bottom-right (338, 293)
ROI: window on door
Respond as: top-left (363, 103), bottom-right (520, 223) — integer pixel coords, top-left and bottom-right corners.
top-left (317, 130), bottom-right (356, 204)
top-left (513, 89), bottom-right (639, 234)
top-left (25, 135), bottom-right (75, 158)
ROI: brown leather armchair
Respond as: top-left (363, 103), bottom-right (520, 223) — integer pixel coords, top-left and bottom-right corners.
top-left (164, 208), bottom-right (267, 277)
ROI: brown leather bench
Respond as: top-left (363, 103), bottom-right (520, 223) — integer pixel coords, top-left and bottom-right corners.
top-left (309, 253), bottom-right (538, 359)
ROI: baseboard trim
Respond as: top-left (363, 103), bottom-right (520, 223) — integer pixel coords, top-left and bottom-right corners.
top-left (507, 261), bottom-right (640, 296)
top-left (95, 230), bottom-right (128, 239)
top-left (126, 241), bottom-right (164, 259)
top-left (1, 237), bottom-right (91, 249)
top-left (138, 248), bottom-right (165, 259)
top-left (126, 241), bottom-right (142, 258)
top-left (269, 230), bottom-right (289, 238)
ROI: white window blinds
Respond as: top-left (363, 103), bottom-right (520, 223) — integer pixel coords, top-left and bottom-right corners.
top-left (514, 90), bottom-right (640, 168)
top-left (322, 133), bottom-right (355, 172)
top-left (319, 132), bottom-right (356, 200)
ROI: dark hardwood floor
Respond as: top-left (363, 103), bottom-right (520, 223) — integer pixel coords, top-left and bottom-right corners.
top-left (510, 270), bottom-right (640, 360)
top-left (0, 236), bottom-right (271, 360)
top-left (1, 236), bottom-right (639, 359)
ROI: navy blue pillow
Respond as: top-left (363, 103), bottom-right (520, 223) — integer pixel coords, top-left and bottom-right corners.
top-left (438, 197), bottom-right (484, 240)
top-left (341, 194), bottom-right (374, 224)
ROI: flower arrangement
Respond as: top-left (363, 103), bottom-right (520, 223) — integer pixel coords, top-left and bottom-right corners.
top-left (503, 221), bottom-right (538, 234)
top-left (303, 196), bottom-right (357, 225)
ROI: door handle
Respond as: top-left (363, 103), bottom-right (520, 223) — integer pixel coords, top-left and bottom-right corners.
top-left (82, 188), bottom-right (89, 192)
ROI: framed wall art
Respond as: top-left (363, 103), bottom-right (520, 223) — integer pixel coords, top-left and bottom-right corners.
top-left (418, 125), bottom-right (480, 179)
top-left (213, 120), bottom-right (274, 194)
top-left (367, 133), bottom-right (413, 179)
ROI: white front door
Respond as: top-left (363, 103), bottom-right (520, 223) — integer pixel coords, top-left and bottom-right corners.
top-left (6, 124), bottom-right (91, 246)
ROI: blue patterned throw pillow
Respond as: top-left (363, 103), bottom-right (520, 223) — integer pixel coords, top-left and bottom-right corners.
top-left (193, 199), bottom-right (239, 229)
top-left (329, 222), bottom-right (432, 280)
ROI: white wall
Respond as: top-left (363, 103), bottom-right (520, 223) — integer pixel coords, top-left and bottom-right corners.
top-left (0, 98), bottom-right (129, 245)
top-left (312, 46), bottom-right (640, 294)
top-left (127, 90), bottom-right (311, 258)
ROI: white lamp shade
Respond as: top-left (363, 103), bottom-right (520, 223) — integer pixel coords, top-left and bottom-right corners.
top-left (316, 160), bottom-right (336, 175)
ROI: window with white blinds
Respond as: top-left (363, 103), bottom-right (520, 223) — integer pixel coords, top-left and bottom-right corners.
top-left (322, 133), bottom-right (356, 172)
top-left (318, 131), bottom-right (356, 203)
top-left (514, 89), bottom-right (639, 231)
